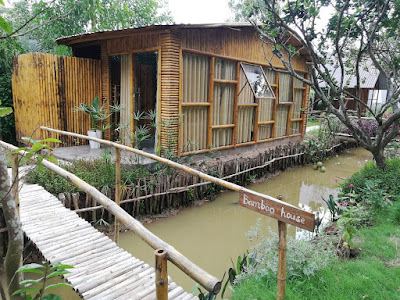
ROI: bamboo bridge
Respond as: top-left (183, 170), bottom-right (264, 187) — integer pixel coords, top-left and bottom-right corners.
top-left (20, 183), bottom-right (197, 300)
top-left (1, 126), bottom-right (315, 300)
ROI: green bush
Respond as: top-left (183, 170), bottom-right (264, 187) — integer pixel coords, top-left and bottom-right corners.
top-left (234, 220), bottom-right (335, 284)
top-left (26, 158), bottom-right (153, 195)
top-left (341, 159), bottom-right (400, 197)
top-left (393, 202), bottom-right (400, 225)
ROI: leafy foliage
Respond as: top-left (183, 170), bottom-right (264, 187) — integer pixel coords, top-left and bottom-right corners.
top-left (11, 137), bottom-right (61, 170)
top-left (74, 97), bottom-right (120, 130)
top-left (221, 251), bottom-right (256, 298)
top-left (341, 159), bottom-right (400, 196)
top-left (13, 261), bottom-right (73, 300)
top-left (234, 220), bottom-right (335, 284)
top-left (321, 194), bottom-right (339, 222)
top-left (0, 35), bottom-right (23, 143)
top-left (5, 0), bottom-right (172, 53)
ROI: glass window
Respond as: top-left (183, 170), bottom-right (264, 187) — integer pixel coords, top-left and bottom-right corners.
top-left (241, 63), bottom-right (275, 99)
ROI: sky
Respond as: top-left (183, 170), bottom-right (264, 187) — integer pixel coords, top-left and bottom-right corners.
top-left (167, 0), bottom-right (234, 24)
top-left (167, 0), bottom-right (334, 33)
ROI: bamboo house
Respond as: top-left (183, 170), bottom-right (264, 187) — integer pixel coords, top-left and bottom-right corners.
top-left (12, 23), bottom-right (311, 157)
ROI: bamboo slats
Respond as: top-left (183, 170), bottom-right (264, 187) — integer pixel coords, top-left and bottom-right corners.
top-left (212, 59), bottom-right (236, 148)
top-left (101, 41), bottom-right (111, 140)
top-left (179, 51), bottom-right (308, 153)
top-left (275, 106), bottom-right (289, 138)
top-left (160, 30), bottom-right (181, 153)
top-left (107, 33), bottom-right (160, 56)
top-left (278, 73), bottom-right (292, 103)
top-left (180, 53), bottom-right (210, 152)
top-left (120, 54), bottom-right (132, 145)
top-left (11, 53), bottom-right (101, 146)
top-left (180, 27), bottom-right (308, 72)
top-left (19, 184), bottom-right (199, 300)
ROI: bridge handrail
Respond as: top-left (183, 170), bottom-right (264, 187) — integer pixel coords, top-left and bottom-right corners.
top-left (0, 140), bottom-right (221, 294)
top-left (4, 126), bottom-right (312, 294)
top-left (39, 126), bottom-right (299, 208)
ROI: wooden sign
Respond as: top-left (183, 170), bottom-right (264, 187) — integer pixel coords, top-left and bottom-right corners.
top-left (239, 189), bottom-right (315, 231)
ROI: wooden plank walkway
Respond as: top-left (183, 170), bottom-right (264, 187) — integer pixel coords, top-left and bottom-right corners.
top-left (20, 184), bottom-right (199, 300)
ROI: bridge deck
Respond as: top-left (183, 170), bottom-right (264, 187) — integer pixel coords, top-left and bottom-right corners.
top-left (20, 184), bottom-right (198, 300)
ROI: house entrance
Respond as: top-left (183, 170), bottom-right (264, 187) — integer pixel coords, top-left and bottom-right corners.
top-left (134, 52), bottom-right (158, 151)
top-left (111, 52), bottom-right (158, 151)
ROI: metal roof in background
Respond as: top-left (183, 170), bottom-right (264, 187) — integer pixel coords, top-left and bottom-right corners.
top-left (318, 59), bottom-right (380, 89)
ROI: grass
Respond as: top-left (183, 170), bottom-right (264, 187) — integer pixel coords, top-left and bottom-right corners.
top-left (231, 214), bottom-right (400, 300)
top-left (307, 119), bottom-right (319, 127)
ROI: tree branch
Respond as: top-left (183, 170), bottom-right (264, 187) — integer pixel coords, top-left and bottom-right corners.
top-left (0, 5), bottom-right (75, 40)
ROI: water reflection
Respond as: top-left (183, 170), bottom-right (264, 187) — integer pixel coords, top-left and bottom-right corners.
top-left (118, 148), bottom-right (372, 293)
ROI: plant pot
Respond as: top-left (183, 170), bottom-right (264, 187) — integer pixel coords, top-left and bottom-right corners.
top-left (87, 129), bottom-right (102, 149)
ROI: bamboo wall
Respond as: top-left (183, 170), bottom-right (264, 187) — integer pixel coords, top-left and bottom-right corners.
top-left (12, 53), bottom-right (101, 146)
top-left (46, 25), bottom-right (310, 156)
top-left (180, 27), bottom-right (308, 72)
top-left (106, 32), bottom-right (161, 55)
top-left (179, 51), bottom-right (309, 154)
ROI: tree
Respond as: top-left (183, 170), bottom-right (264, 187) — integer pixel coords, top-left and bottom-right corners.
top-left (235, 0), bottom-right (400, 169)
top-left (3, 0), bottom-right (173, 53)
top-left (228, 0), bottom-right (274, 22)
top-left (0, 98), bottom-right (23, 299)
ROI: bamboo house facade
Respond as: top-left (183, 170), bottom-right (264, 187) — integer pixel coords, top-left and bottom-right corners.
top-left (12, 24), bottom-right (310, 157)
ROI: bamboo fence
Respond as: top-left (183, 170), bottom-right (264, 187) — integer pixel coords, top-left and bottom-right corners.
top-left (12, 53), bottom-right (101, 146)
top-left (1, 127), bottom-right (359, 228)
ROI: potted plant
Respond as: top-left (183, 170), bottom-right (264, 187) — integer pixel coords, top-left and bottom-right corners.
top-left (74, 97), bottom-right (118, 149)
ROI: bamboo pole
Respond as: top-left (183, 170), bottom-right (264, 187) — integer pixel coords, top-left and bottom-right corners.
top-left (155, 248), bottom-right (168, 300)
top-left (38, 127), bottom-right (310, 213)
top-left (233, 62), bottom-right (240, 147)
top-left (207, 57), bottom-right (215, 149)
top-left (114, 144), bottom-right (121, 244)
top-left (277, 196), bottom-right (287, 300)
top-left (11, 153), bottom-right (20, 215)
top-left (0, 140), bottom-right (222, 295)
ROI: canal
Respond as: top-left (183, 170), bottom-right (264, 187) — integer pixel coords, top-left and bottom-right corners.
top-left (43, 147), bottom-right (372, 298)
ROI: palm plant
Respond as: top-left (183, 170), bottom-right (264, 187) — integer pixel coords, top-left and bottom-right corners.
top-left (75, 97), bottom-right (119, 130)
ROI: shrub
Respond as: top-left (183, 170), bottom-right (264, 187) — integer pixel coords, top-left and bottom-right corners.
top-left (234, 220), bottom-right (336, 284)
top-left (341, 159), bottom-right (400, 198)
top-left (392, 202), bottom-right (400, 225)
top-left (25, 158), bottom-right (154, 195)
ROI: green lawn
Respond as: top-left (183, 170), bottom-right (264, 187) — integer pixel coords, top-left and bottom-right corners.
top-left (307, 119), bottom-right (319, 127)
top-left (231, 215), bottom-right (400, 300)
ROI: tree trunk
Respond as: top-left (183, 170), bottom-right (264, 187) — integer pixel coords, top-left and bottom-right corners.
top-left (0, 148), bottom-right (24, 300)
top-left (372, 148), bottom-right (386, 170)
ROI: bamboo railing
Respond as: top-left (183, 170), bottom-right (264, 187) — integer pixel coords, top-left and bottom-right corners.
top-left (4, 125), bottom-right (317, 299)
top-left (39, 126), bottom-right (312, 212)
top-left (0, 139), bottom-right (221, 296)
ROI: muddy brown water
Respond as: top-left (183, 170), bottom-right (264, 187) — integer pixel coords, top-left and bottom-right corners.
top-left (40, 147), bottom-right (372, 299)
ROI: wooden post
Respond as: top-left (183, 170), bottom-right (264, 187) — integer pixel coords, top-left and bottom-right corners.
top-left (114, 144), bottom-right (121, 244)
top-left (155, 248), bottom-right (168, 300)
top-left (11, 153), bottom-right (20, 215)
top-left (277, 195), bottom-right (287, 300)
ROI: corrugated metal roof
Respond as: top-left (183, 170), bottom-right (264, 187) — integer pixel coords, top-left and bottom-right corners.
top-left (318, 60), bottom-right (380, 89)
